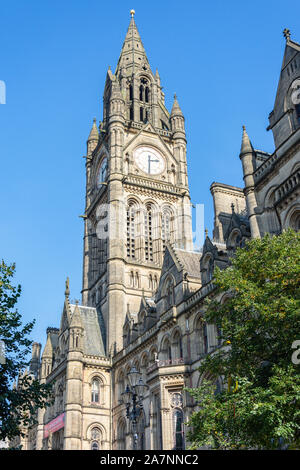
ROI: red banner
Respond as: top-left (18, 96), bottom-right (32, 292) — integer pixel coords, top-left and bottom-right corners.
top-left (44, 413), bottom-right (65, 438)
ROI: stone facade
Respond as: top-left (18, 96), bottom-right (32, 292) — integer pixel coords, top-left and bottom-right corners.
top-left (16, 16), bottom-right (300, 450)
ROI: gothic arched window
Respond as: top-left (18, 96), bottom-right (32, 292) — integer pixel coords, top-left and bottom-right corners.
top-left (165, 277), bottom-right (174, 307)
top-left (91, 427), bottom-right (101, 450)
top-left (162, 208), bottom-right (173, 251)
top-left (130, 106), bottom-right (134, 121)
top-left (91, 379), bottom-right (100, 403)
top-left (173, 331), bottom-right (183, 359)
top-left (117, 420), bottom-right (126, 450)
top-left (145, 87), bottom-right (149, 103)
top-left (161, 337), bottom-right (172, 362)
top-left (127, 203), bottom-right (136, 259)
top-left (144, 205), bottom-right (153, 262)
top-left (195, 318), bottom-right (208, 356)
top-left (140, 106), bottom-right (144, 122)
top-left (173, 409), bottom-right (184, 450)
top-left (118, 371), bottom-right (125, 402)
top-left (288, 208), bottom-right (300, 231)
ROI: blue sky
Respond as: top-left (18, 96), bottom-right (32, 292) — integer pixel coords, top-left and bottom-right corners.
top-left (1, 0), bottom-right (299, 348)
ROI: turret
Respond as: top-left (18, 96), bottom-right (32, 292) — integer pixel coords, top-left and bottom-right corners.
top-left (170, 93), bottom-right (185, 135)
top-left (87, 118), bottom-right (99, 157)
top-left (68, 301), bottom-right (84, 353)
top-left (239, 126), bottom-right (261, 238)
top-left (29, 342), bottom-right (41, 378)
top-left (41, 330), bottom-right (54, 379)
top-left (64, 281), bottom-right (84, 450)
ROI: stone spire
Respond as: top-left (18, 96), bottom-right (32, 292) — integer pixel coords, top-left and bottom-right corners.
top-left (171, 93), bottom-right (184, 117)
top-left (115, 10), bottom-right (150, 76)
top-left (240, 125), bottom-right (253, 156)
top-left (87, 118), bottom-right (99, 157)
top-left (41, 331), bottom-right (53, 358)
top-left (70, 302), bottom-right (83, 329)
top-left (239, 125), bottom-right (260, 239)
top-left (87, 118), bottom-right (99, 142)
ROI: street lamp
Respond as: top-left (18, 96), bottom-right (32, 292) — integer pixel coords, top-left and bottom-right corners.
top-left (122, 366), bottom-right (148, 450)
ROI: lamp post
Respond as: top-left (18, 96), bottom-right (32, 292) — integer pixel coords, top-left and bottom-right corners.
top-left (122, 366), bottom-right (148, 450)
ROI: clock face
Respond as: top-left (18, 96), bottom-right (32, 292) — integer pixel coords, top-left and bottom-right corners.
top-left (97, 157), bottom-right (108, 187)
top-left (134, 147), bottom-right (165, 175)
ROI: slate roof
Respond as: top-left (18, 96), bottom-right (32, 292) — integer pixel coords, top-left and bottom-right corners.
top-left (173, 248), bottom-right (201, 278)
top-left (69, 304), bottom-right (105, 356)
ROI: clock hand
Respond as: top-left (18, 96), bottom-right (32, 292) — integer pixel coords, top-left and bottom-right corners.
top-left (148, 154), bottom-right (159, 173)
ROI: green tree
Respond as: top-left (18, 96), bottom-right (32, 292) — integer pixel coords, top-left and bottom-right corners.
top-left (186, 229), bottom-right (300, 449)
top-left (0, 261), bottom-right (52, 444)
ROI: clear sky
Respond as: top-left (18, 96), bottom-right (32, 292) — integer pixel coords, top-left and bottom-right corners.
top-left (1, 0), bottom-right (299, 349)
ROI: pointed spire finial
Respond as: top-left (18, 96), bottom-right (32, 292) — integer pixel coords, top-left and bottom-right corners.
top-left (130, 9), bottom-right (135, 18)
top-left (171, 93), bottom-right (183, 117)
top-left (231, 203), bottom-right (235, 213)
top-left (65, 277), bottom-right (70, 298)
top-left (240, 125), bottom-right (253, 156)
top-left (205, 228), bottom-right (208, 238)
top-left (283, 28), bottom-right (291, 41)
top-left (87, 117), bottom-right (99, 142)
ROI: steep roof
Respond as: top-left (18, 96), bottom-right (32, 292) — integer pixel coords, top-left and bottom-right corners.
top-left (69, 304), bottom-right (105, 356)
top-left (115, 11), bottom-right (150, 76)
top-left (171, 94), bottom-right (184, 117)
top-left (172, 247), bottom-right (201, 278)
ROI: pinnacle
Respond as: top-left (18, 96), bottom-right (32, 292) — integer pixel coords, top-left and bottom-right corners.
top-left (87, 118), bottom-right (99, 142)
top-left (115, 11), bottom-right (150, 76)
top-left (240, 125), bottom-right (253, 156)
top-left (42, 332), bottom-right (53, 358)
top-left (171, 93), bottom-right (183, 117)
top-left (70, 303), bottom-right (83, 328)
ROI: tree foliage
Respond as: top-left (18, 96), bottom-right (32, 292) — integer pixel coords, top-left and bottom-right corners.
top-left (186, 229), bottom-right (300, 449)
top-left (0, 261), bottom-right (52, 443)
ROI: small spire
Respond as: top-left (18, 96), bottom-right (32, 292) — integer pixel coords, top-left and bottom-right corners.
top-left (231, 203), bottom-right (235, 213)
top-left (87, 118), bottom-right (99, 142)
top-left (70, 302), bottom-right (83, 329)
top-left (42, 332), bottom-right (53, 358)
top-left (283, 28), bottom-right (291, 41)
top-left (155, 68), bottom-right (161, 85)
top-left (205, 228), bottom-right (208, 238)
top-left (65, 277), bottom-right (70, 298)
top-left (130, 9), bottom-right (135, 18)
top-left (171, 93), bottom-right (183, 117)
top-left (240, 125), bottom-right (253, 156)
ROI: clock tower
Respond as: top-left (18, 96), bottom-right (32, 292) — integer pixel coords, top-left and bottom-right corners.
top-left (82, 11), bottom-right (193, 353)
